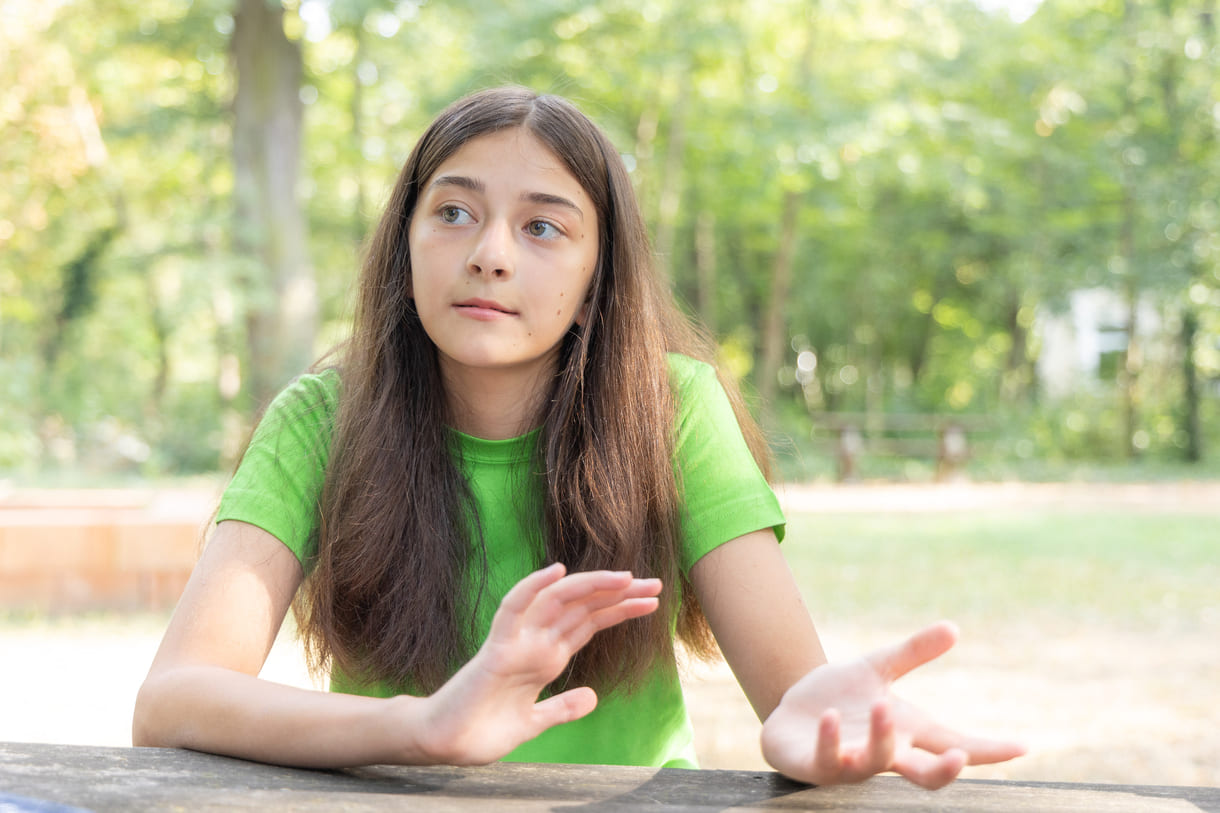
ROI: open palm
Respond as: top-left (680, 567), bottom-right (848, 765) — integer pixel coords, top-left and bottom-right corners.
top-left (761, 622), bottom-right (1026, 789)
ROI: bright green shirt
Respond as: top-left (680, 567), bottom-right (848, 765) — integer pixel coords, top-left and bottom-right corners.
top-left (217, 354), bottom-right (785, 768)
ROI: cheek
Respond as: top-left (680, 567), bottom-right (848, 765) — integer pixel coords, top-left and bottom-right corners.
top-left (406, 234), bottom-right (447, 300)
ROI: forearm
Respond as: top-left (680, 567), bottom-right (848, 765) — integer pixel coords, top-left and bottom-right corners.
top-left (133, 665), bottom-right (434, 768)
top-left (691, 530), bottom-right (828, 720)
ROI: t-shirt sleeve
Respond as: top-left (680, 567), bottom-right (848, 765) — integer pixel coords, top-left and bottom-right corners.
top-left (215, 370), bottom-right (340, 564)
top-left (671, 355), bottom-right (786, 573)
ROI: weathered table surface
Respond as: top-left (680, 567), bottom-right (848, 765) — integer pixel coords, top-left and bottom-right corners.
top-left (2, 742), bottom-right (1217, 812)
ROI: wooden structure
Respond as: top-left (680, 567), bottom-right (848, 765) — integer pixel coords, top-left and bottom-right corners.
top-left (809, 412), bottom-right (989, 482)
top-left (2, 742), bottom-right (1217, 812)
top-left (0, 489), bottom-right (212, 611)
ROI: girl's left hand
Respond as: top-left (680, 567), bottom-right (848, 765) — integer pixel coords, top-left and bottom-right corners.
top-left (760, 622), bottom-right (1027, 789)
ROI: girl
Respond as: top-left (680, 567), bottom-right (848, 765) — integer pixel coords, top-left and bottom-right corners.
top-left (133, 87), bottom-right (1023, 788)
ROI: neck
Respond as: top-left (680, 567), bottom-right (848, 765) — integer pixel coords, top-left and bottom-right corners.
top-left (440, 361), bottom-right (553, 440)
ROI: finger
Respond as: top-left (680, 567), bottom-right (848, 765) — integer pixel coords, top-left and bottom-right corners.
top-left (529, 686), bottom-right (599, 734)
top-left (533, 576), bottom-right (661, 631)
top-left (865, 621), bottom-right (958, 683)
top-left (525, 571), bottom-right (632, 623)
top-left (498, 562), bottom-right (567, 616)
top-left (620, 577), bottom-right (664, 599)
top-left (591, 596), bottom-right (661, 627)
top-left (545, 592), bottom-right (661, 649)
top-left (891, 747), bottom-right (968, 790)
top-left (909, 720), bottom-right (1028, 765)
top-left (861, 699), bottom-right (897, 775)
top-left (499, 568), bottom-right (635, 633)
top-left (572, 577), bottom-right (664, 606)
top-left (961, 738), bottom-right (1028, 765)
top-left (813, 708), bottom-right (842, 777)
top-left (541, 572), bottom-right (661, 610)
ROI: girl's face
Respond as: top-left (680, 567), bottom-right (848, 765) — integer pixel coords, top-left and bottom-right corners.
top-left (408, 128), bottom-right (600, 388)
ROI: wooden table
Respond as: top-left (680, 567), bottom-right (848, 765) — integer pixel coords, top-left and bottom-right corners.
top-left (2, 742), bottom-right (1217, 812)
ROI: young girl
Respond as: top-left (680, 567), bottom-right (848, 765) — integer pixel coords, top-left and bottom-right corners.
top-left (133, 86), bottom-right (1023, 788)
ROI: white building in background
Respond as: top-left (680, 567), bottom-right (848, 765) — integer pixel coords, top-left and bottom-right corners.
top-left (1034, 288), bottom-right (1165, 399)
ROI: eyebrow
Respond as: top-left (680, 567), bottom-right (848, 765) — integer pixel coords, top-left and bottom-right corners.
top-left (429, 174), bottom-right (585, 220)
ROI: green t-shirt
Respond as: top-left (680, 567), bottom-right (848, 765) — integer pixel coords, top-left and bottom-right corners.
top-left (216, 353), bottom-right (785, 768)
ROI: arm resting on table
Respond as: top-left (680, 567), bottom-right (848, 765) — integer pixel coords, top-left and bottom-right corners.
top-left (133, 520), bottom-right (662, 768)
top-left (132, 520), bottom-right (439, 767)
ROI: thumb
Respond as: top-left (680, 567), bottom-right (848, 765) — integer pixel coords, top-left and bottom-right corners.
top-left (866, 621), bottom-right (958, 683)
top-left (530, 686), bottom-right (598, 734)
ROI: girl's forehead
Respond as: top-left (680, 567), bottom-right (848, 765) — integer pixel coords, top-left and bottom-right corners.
top-left (424, 129), bottom-right (590, 201)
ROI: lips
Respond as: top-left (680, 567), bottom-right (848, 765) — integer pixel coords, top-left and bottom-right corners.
top-left (453, 298), bottom-right (518, 318)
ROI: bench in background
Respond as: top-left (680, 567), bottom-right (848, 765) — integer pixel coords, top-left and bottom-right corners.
top-left (809, 412), bottom-right (990, 482)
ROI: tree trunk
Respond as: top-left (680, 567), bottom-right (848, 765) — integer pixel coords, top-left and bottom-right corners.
top-left (1118, 195), bottom-right (1140, 460)
top-left (1181, 308), bottom-right (1202, 462)
top-left (1173, 0), bottom-right (1213, 463)
top-left (653, 74), bottom-right (689, 280)
top-left (757, 190), bottom-right (802, 423)
top-left (906, 262), bottom-right (951, 386)
top-left (632, 104), bottom-right (659, 224)
top-left (231, 0), bottom-right (316, 409)
top-left (1000, 290), bottom-right (1030, 402)
top-left (693, 210), bottom-right (717, 337)
top-left (1117, 0), bottom-right (1140, 459)
top-left (350, 21), bottom-right (367, 244)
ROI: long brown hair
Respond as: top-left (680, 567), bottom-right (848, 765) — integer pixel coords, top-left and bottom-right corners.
top-left (296, 87), bottom-right (771, 695)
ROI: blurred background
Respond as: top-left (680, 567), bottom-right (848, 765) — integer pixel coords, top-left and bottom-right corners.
top-left (1, 0), bottom-right (1218, 788)
top-left (3, 0), bottom-right (1218, 484)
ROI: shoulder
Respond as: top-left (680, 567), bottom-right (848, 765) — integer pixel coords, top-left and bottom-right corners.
top-left (256, 369), bottom-right (341, 432)
top-left (666, 354), bottom-right (786, 565)
top-left (666, 353), bottom-right (717, 397)
top-left (269, 368), bottom-right (341, 412)
top-left (218, 369), bottom-right (342, 558)
top-left (243, 368), bottom-right (342, 462)
top-left (666, 352), bottom-right (731, 427)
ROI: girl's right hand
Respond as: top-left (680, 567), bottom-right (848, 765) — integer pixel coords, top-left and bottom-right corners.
top-left (415, 563), bottom-right (662, 765)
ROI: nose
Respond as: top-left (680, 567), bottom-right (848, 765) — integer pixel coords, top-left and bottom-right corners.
top-left (467, 219), bottom-right (514, 279)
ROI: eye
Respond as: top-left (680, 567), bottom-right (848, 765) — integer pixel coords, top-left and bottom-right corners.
top-left (439, 206), bottom-right (472, 224)
top-left (526, 219), bottom-right (560, 239)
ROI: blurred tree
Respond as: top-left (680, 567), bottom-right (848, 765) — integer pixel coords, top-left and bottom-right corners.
top-left (231, 0), bottom-right (315, 409)
top-left (2, 0), bottom-right (1216, 478)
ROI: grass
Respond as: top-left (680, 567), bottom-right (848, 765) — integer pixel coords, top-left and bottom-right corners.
top-left (780, 510), bottom-right (1220, 633)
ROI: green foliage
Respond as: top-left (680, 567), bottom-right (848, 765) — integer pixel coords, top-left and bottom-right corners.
top-left (2, 0), bottom-right (1218, 481)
